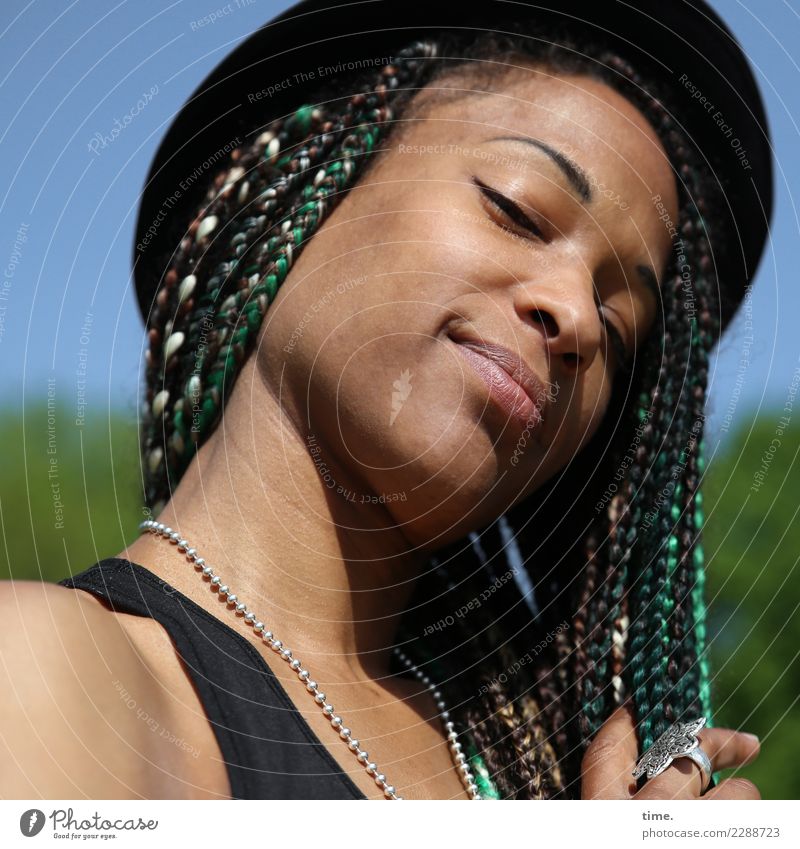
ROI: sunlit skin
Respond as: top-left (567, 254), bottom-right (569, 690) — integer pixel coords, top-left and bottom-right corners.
top-left (257, 68), bottom-right (680, 550)
top-left (137, 68), bottom-right (680, 653)
top-left (1, 65), bottom-right (761, 801)
top-left (122, 65), bottom-right (679, 797)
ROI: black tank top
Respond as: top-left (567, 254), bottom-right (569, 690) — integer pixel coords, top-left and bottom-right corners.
top-left (57, 558), bottom-right (367, 800)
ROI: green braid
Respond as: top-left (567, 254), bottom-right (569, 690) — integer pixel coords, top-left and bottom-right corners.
top-left (692, 438), bottom-right (712, 720)
top-left (570, 87), bottom-right (718, 762)
top-left (142, 34), bottom-right (501, 797)
top-left (141, 22), bottom-right (730, 799)
top-left (143, 41), bottom-right (439, 508)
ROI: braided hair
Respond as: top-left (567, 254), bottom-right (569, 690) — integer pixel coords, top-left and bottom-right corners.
top-left (140, 19), bottom-right (727, 799)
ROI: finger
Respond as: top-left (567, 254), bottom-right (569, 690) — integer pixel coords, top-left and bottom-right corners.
top-left (702, 777), bottom-right (761, 801)
top-left (696, 728), bottom-right (760, 771)
top-left (636, 755), bottom-right (707, 799)
top-left (581, 701), bottom-right (640, 799)
top-left (637, 729), bottom-right (760, 800)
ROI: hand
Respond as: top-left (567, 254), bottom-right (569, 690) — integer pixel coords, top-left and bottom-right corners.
top-left (581, 701), bottom-right (762, 799)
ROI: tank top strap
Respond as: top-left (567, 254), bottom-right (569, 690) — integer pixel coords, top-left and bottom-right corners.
top-left (58, 557), bottom-right (365, 800)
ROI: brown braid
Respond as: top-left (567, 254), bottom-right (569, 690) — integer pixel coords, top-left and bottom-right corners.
top-left (141, 19), bottom-right (731, 799)
top-left (141, 41), bottom-right (440, 510)
top-left (395, 27), bottom-right (725, 798)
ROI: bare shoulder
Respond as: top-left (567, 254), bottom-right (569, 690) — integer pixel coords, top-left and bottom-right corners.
top-left (0, 580), bottom-right (183, 798)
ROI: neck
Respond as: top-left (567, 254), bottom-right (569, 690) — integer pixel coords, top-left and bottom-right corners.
top-left (123, 357), bottom-right (427, 682)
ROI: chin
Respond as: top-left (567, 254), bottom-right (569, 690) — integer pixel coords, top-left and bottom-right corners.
top-left (351, 411), bottom-right (555, 548)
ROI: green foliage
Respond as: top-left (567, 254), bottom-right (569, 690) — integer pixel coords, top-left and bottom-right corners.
top-left (704, 412), bottom-right (800, 800)
top-left (1, 404), bottom-right (795, 798)
top-left (0, 405), bottom-right (143, 584)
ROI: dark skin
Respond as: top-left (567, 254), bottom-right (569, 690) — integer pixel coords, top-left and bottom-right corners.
top-left (0, 66), bottom-right (761, 799)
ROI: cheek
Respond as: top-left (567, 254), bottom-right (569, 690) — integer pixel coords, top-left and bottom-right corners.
top-left (266, 287), bottom-right (462, 460)
top-left (561, 364), bottom-right (617, 457)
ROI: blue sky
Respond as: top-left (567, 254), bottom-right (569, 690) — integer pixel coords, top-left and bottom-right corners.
top-left (0, 0), bottom-right (797, 455)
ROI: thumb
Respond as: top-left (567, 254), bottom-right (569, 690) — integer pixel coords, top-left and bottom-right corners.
top-left (581, 700), bottom-right (640, 799)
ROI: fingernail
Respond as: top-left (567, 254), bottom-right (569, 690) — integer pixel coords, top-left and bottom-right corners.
top-left (741, 732), bottom-right (760, 746)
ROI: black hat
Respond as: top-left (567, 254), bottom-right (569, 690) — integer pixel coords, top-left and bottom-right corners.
top-left (133, 0), bottom-right (774, 330)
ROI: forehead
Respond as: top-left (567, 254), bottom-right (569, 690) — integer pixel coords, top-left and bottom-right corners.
top-left (416, 67), bottom-right (680, 234)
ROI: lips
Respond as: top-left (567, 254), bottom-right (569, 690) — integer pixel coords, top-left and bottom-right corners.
top-left (448, 332), bottom-right (549, 431)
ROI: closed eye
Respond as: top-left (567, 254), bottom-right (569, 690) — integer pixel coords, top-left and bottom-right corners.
top-left (599, 308), bottom-right (632, 376)
top-left (473, 176), bottom-right (547, 241)
top-left (473, 175), bottom-right (632, 376)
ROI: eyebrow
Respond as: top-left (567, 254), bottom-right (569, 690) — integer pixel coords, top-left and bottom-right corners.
top-left (487, 135), bottom-right (593, 202)
top-left (486, 134), bottom-right (663, 309)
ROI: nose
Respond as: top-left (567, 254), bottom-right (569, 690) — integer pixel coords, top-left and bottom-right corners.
top-left (512, 266), bottom-right (603, 377)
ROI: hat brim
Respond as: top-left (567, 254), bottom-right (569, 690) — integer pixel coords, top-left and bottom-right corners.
top-left (133, 0), bottom-right (773, 330)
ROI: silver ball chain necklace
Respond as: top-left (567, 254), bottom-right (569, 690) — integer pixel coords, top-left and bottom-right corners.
top-left (139, 520), bottom-right (482, 800)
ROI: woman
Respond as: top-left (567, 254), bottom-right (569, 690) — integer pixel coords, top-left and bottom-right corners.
top-left (1, 1), bottom-right (772, 800)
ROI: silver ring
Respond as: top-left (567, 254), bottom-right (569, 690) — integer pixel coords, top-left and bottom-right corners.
top-left (633, 717), bottom-right (712, 793)
top-left (683, 745), bottom-right (713, 794)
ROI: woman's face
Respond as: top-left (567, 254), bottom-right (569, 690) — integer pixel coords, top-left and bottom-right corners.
top-left (256, 66), bottom-right (680, 549)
